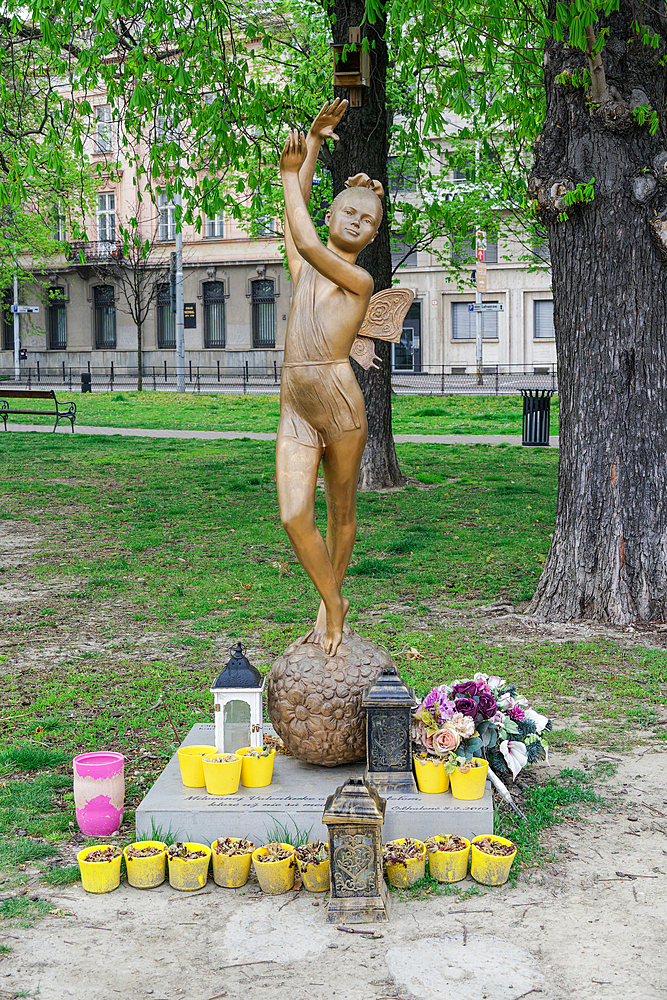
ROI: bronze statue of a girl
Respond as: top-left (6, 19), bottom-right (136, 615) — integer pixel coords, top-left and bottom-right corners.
top-left (278, 101), bottom-right (412, 656)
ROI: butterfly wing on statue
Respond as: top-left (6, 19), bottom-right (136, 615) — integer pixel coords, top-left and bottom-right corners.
top-left (349, 288), bottom-right (415, 370)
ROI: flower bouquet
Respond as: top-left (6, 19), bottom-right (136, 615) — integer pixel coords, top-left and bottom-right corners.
top-left (412, 671), bottom-right (551, 781)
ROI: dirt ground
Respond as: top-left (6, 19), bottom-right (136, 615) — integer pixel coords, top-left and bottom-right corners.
top-left (0, 747), bottom-right (664, 1000)
top-left (2, 524), bottom-right (667, 999)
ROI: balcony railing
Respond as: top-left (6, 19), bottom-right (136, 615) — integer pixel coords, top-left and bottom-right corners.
top-left (66, 241), bottom-right (123, 264)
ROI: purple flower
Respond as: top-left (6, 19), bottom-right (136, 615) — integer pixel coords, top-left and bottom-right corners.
top-left (422, 689), bottom-right (441, 711)
top-left (421, 687), bottom-right (456, 722)
top-left (477, 692), bottom-right (497, 719)
top-left (433, 693), bottom-right (456, 722)
top-left (508, 705), bottom-right (525, 722)
top-left (454, 697), bottom-right (479, 720)
top-left (452, 680), bottom-right (478, 698)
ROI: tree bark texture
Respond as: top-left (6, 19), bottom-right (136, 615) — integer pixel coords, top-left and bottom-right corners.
top-left (329, 0), bottom-right (404, 489)
top-left (527, 1), bottom-right (667, 623)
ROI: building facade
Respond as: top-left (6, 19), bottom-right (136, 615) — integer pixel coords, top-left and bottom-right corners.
top-left (1, 103), bottom-right (556, 381)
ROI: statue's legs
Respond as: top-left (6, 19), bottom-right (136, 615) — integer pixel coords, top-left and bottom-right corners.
top-left (311, 421), bottom-right (367, 647)
top-left (276, 430), bottom-right (348, 656)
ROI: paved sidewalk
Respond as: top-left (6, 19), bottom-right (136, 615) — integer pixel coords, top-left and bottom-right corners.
top-left (3, 422), bottom-right (559, 447)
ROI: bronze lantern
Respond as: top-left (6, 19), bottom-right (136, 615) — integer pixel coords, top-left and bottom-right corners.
top-left (361, 664), bottom-right (418, 794)
top-left (322, 778), bottom-right (389, 924)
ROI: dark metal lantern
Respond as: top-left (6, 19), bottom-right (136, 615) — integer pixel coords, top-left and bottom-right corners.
top-left (361, 664), bottom-right (418, 794)
top-left (212, 642), bottom-right (262, 689)
top-left (321, 778), bottom-right (389, 924)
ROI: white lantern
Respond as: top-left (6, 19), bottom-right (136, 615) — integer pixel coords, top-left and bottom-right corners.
top-left (211, 643), bottom-right (265, 754)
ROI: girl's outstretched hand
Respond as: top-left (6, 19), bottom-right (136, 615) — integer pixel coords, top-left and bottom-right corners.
top-left (310, 98), bottom-right (348, 142)
top-left (280, 129), bottom-right (307, 174)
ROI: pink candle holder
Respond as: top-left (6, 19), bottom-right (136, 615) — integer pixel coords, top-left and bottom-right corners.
top-left (73, 752), bottom-right (125, 836)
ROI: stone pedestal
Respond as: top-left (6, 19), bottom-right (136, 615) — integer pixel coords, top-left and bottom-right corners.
top-left (135, 723), bottom-right (494, 846)
top-left (267, 631), bottom-right (392, 766)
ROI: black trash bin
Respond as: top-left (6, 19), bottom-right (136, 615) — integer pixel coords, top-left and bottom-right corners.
top-left (520, 389), bottom-right (554, 446)
top-left (81, 372), bottom-right (92, 394)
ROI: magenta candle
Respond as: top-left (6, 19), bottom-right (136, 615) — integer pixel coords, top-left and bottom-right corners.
top-left (73, 752), bottom-right (125, 836)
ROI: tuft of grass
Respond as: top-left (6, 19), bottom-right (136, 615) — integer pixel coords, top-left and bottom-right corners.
top-left (0, 745), bottom-right (68, 771)
top-left (0, 896), bottom-right (50, 927)
top-left (0, 943), bottom-right (12, 954)
top-left (0, 773), bottom-right (74, 841)
top-left (495, 768), bottom-right (603, 872)
top-left (41, 865), bottom-right (80, 886)
top-left (146, 820), bottom-right (179, 846)
top-left (348, 557), bottom-right (401, 577)
top-left (387, 869), bottom-right (483, 901)
top-left (0, 839), bottom-right (57, 867)
top-left (263, 816), bottom-right (312, 848)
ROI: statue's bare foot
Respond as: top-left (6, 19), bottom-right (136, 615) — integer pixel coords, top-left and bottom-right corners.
top-left (309, 600), bottom-right (328, 647)
top-left (323, 596), bottom-right (350, 656)
top-left (310, 597), bottom-right (351, 649)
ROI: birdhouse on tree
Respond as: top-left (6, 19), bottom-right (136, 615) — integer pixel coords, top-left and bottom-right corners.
top-left (333, 27), bottom-right (370, 107)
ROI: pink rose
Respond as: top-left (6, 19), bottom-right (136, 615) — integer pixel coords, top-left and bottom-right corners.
top-left (432, 726), bottom-right (460, 754)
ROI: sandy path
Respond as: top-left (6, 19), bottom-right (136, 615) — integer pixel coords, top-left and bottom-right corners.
top-left (2, 750), bottom-right (666, 1000)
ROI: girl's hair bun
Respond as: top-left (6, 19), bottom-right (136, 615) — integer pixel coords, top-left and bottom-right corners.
top-left (344, 173), bottom-right (385, 199)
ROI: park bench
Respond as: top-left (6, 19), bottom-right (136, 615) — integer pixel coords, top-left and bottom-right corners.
top-left (0, 388), bottom-right (77, 432)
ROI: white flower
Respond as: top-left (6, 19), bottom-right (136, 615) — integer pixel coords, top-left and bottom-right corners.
top-left (499, 740), bottom-right (529, 779)
top-left (486, 675), bottom-right (505, 690)
top-left (496, 692), bottom-right (515, 710)
top-left (473, 672), bottom-right (489, 685)
top-left (524, 708), bottom-right (549, 733)
top-left (449, 712), bottom-right (476, 738)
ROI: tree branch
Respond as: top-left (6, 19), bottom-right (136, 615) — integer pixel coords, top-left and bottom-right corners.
top-left (585, 25), bottom-right (610, 105)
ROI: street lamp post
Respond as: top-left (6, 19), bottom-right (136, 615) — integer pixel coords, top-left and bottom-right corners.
top-left (13, 274), bottom-right (20, 382)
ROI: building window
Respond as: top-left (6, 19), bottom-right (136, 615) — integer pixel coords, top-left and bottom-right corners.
top-left (95, 105), bottom-right (112, 153)
top-left (452, 228), bottom-right (498, 265)
top-left (48, 287), bottom-right (67, 349)
top-left (391, 236), bottom-right (418, 268)
top-left (531, 236), bottom-right (551, 265)
top-left (53, 203), bottom-right (66, 243)
top-left (158, 193), bottom-right (176, 241)
top-left (257, 215), bottom-right (275, 237)
top-left (94, 285), bottom-right (116, 348)
top-left (452, 301), bottom-right (498, 339)
top-left (2, 289), bottom-right (13, 351)
top-left (97, 193), bottom-right (116, 244)
top-left (251, 279), bottom-right (275, 348)
top-left (156, 107), bottom-right (177, 143)
top-left (534, 299), bottom-right (555, 339)
top-left (453, 160), bottom-right (474, 182)
top-left (205, 211), bottom-right (225, 238)
top-left (156, 283), bottom-right (176, 348)
top-left (203, 281), bottom-right (226, 347)
top-left (388, 155), bottom-right (416, 194)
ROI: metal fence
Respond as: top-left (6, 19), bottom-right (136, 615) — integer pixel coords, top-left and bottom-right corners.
top-left (0, 362), bottom-right (558, 396)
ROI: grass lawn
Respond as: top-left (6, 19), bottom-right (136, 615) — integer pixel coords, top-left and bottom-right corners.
top-left (0, 431), bottom-right (664, 909)
top-left (2, 389), bottom-right (559, 436)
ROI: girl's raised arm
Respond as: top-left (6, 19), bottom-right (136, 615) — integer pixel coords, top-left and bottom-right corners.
top-left (280, 131), bottom-right (372, 299)
top-left (284, 100), bottom-right (348, 280)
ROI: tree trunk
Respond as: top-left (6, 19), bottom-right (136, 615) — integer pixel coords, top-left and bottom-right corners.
top-left (137, 318), bottom-right (143, 392)
top-left (329, 0), bottom-right (404, 489)
top-left (527, 2), bottom-right (667, 623)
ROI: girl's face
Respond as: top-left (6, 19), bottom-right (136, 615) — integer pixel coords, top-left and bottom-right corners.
top-left (325, 190), bottom-right (382, 253)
